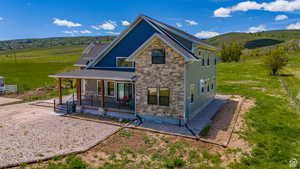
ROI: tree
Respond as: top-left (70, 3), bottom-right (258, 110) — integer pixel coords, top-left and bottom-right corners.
top-left (219, 42), bottom-right (243, 62)
top-left (264, 47), bottom-right (288, 75)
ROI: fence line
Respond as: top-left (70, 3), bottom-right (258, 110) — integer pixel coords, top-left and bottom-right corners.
top-left (279, 77), bottom-right (300, 112)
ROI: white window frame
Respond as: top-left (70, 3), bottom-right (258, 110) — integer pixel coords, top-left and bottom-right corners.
top-left (116, 57), bottom-right (134, 68)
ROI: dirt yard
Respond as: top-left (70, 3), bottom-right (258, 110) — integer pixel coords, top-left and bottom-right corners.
top-left (14, 95), bottom-right (255, 169)
top-left (0, 102), bottom-right (120, 168)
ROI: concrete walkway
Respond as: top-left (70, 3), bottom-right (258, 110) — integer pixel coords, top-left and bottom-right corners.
top-left (0, 97), bottom-right (22, 106)
top-left (138, 97), bottom-right (227, 137)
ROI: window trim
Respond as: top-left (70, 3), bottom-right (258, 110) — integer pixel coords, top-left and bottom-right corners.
top-left (116, 57), bottom-right (135, 68)
top-left (151, 49), bottom-right (166, 64)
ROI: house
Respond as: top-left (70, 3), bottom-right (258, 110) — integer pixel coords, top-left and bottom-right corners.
top-left (50, 15), bottom-right (217, 125)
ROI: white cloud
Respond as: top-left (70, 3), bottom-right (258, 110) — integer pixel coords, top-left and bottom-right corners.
top-left (287, 22), bottom-right (300, 29)
top-left (275, 14), bottom-right (288, 21)
top-left (185, 19), bottom-right (198, 25)
top-left (121, 20), bottom-right (130, 26)
top-left (62, 30), bottom-right (92, 35)
top-left (214, 0), bottom-right (300, 17)
top-left (80, 30), bottom-right (92, 34)
top-left (106, 31), bottom-right (120, 35)
top-left (194, 31), bottom-right (220, 39)
top-left (0, 17), bottom-right (3, 21)
top-left (53, 18), bottom-right (81, 27)
top-left (248, 25), bottom-right (267, 33)
top-left (92, 20), bottom-right (117, 30)
top-left (176, 23), bottom-right (183, 27)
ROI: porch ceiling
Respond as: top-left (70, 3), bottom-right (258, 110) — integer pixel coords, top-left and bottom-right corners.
top-left (49, 69), bottom-right (136, 81)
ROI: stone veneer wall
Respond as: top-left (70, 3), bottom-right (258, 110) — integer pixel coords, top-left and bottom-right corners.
top-left (134, 37), bottom-right (185, 120)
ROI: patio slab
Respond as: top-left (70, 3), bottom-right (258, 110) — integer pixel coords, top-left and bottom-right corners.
top-left (0, 102), bottom-right (120, 168)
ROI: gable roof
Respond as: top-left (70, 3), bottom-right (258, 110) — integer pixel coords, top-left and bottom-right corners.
top-left (128, 33), bottom-right (196, 61)
top-left (87, 15), bottom-right (216, 68)
top-left (74, 42), bottom-right (109, 67)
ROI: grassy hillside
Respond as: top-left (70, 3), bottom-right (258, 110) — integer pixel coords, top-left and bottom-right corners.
top-left (206, 30), bottom-right (300, 49)
top-left (0, 36), bottom-right (115, 52)
top-left (0, 45), bottom-right (84, 92)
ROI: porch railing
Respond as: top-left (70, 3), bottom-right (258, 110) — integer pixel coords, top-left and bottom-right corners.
top-left (81, 95), bottom-right (135, 111)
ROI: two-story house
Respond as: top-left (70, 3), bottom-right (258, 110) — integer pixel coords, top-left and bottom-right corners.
top-left (50, 15), bottom-right (217, 125)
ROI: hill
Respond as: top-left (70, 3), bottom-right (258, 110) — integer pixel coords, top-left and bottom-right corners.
top-left (0, 36), bottom-right (115, 52)
top-left (206, 30), bottom-right (300, 49)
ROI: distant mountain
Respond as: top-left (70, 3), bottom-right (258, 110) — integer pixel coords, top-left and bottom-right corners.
top-left (205, 30), bottom-right (300, 49)
top-left (0, 36), bottom-right (115, 52)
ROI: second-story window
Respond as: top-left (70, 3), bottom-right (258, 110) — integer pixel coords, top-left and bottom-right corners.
top-left (116, 57), bottom-right (134, 67)
top-left (151, 49), bottom-right (165, 64)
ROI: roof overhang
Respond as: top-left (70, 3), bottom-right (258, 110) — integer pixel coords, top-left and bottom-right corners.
top-left (49, 69), bottom-right (136, 81)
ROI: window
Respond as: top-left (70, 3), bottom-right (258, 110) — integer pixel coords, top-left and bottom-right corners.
top-left (202, 58), bottom-right (205, 66)
top-left (116, 57), bottom-right (134, 67)
top-left (148, 88), bottom-right (157, 105)
top-left (190, 84), bottom-right (195, 103)
top-left (151, 49), bottom-right (165, 64)
top-left (214, 58), bottom-right (217, 65)
top-left (147, 87), bottom-right (170, 106)
top-left (159, 88), bottom-right (170, 106)
top-left (106, 81), bottom-right (115, 96)
top-left (199, 80), bottom-right (205, 94)
top-left (207, 57), bottom-right (210, 65)
top-left (207, 84), bottom-right (210, 92)
top-left (211, 83), bottom-right (214, 90)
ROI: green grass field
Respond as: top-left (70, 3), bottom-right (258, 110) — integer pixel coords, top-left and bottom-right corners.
top-left (15, 52), bottom-right (300, 168)
top-left (0, 45), bottom-right (83, 92)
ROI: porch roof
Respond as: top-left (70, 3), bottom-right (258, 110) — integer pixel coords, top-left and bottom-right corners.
top-left (49, 69), bottom-right (136, 81)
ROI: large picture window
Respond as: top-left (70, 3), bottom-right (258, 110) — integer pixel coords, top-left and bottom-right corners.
top-left (147, 88), bottom-right (157, 105)
top-left (159, 88), bottom-right (170, 106)
top-left (116, 57), bottom-right (134, 67)
top-left (151, 49), bottom-right (165, 64)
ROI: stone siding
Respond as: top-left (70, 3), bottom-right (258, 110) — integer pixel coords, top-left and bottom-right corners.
top-left (134, 37), bottom-right (185, 119)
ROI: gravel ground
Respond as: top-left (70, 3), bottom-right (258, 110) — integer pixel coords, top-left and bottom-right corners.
top-left (0, 102), bottom-right (120, 168)
top-left (0, 97), bottom-right (21, 105)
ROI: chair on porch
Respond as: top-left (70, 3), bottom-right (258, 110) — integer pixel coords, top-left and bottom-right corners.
top-left (117, 96), bottom-right (129, 108)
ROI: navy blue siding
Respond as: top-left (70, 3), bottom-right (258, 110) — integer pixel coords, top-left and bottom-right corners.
top-left (94, 20), bottom-right (158, 69)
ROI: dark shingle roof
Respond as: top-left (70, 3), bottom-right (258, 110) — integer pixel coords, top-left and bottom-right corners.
top-left (142, 15), bottom-right (214, 48)
top-left (74, 42), bottom-right (109, 67)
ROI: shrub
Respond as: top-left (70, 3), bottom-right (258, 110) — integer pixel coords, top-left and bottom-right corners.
top-left (263, 47), bottom-right (288, 75)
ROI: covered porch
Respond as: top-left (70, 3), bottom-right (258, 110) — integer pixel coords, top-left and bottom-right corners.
top-left (49, 69), bottom-right (136, 114)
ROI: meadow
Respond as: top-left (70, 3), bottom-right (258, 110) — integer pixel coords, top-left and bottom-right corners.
top-left (14, 53), bottom-right (300, 169)
top-left (0, 45), bottom-right (83, 92)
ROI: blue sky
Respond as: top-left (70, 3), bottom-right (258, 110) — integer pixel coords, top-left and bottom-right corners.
top-left (1, 0), bottom-right (300, 40)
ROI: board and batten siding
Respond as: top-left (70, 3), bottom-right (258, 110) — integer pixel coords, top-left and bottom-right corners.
top-left (185, 48), bottom-right (216, 121)
top-left (93, 20), bottom-right (158, 71)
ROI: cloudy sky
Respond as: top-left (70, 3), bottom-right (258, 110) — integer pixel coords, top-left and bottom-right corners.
top-left (1, 0), bottom-right (300, 40)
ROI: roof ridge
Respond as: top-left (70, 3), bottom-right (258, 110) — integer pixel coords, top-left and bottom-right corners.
top-left (141, 15), bottom-right (215, 49)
